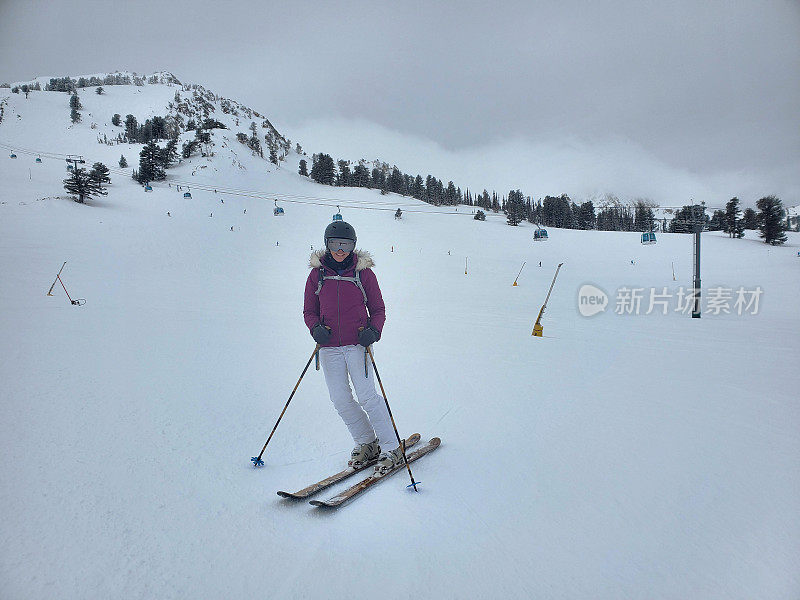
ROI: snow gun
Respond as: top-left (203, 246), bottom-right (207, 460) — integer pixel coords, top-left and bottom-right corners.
top-left (532, 263), bottom-right (563, 337)
top-left (47, 261), bottom-right (86, 306)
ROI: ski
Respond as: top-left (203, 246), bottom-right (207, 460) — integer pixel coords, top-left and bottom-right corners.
top-left (310, 437), bottom-right (441, 508)
top-left (277, 433), bottom-right (421, 500)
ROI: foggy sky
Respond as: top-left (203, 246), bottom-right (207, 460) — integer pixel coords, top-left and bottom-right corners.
top-left (1, 0), bottom-right (798, 205)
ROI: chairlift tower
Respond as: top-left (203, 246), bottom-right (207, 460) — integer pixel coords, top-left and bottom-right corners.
top-left (65, 154), bottom-right (86, 173)
top-left (691, 201), bottom-right (705, 319)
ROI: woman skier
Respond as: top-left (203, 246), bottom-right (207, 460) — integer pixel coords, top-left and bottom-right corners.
top-left (303, 221), bottom-right (404, 475)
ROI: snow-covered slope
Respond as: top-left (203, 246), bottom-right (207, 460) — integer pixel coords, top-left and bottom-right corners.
top-left (1, 79), bottom-right (799, 600)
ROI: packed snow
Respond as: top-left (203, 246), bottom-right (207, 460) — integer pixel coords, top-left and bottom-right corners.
top-left (1, 80), bottom-right (799, 600)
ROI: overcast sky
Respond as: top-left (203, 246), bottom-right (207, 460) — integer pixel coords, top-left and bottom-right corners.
top-left (1, 0), bottom-right (798, 206)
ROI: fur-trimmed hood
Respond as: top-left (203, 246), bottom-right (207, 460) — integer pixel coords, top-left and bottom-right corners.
top-left (309, 249), bottom-right (374, 272)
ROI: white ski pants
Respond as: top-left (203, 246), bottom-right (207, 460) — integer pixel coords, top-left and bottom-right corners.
top-left (318, 345), bottom-right (397, 451)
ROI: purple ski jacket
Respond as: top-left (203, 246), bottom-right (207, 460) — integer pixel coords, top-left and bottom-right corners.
top-left (303, 249), bottom-right (386, 348)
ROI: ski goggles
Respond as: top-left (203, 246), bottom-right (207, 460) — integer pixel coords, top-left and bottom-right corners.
top-left (327, 238), bottom-right (356, 253)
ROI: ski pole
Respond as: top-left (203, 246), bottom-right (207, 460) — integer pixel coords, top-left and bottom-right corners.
top-left (251, 344), bottom-right (320, 467)
top-left (366, 346), bottom-right (420, 491)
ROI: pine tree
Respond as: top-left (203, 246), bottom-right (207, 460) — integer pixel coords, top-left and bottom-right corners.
top-left (21, 84), bottom-right (29, 98)
top-left (743, 207), bottom-right (758, 230)
top-left (506, 190), bottom-right (526, 225)
top-left (161, 140), bottom-right (179, 169)
top-left (89, 162), bottom-right (111, 185)
top-left (757, 195), bottom-right (787, 245)
top-left (182, 140), bottom-right (199, 159)
top-left (577, 201), bottom-right (596, 230)
top-left (124, 114), bottom-right (138, 141)
top-left (310, 153), bottom-right (335, 185)
top-left (708, 210), bottom-right (726, 231)
top-left (112, 113), bottom-right (121, 126)
top-left (634, 201), bottom-right (655, 232)
top-left (119, 155), bottom-right (128, 168)
top-left (411, 175), bottom-right (425, 199)
top-left (474, 210), bottom-right (486, 221)
top-left (96, 86), bottom-right (104, 95)
top-left (445, 181), bottom-right (457, 205)
top-left (337, 161), bottom-right (351, 186)
top-left (724, 198), bottom-right (744, 238)
top-left (298, 159), bottom-right (308, 176)
top-left (352, 164), bottom-right (370, 187)
top-left (371, 168), bottom-right (386, 190)
top-left (138, 141), bottom-right (166, 183)
top-left (63, 167), bottom-right (107, 204)
top-left (389, 168), bottom-right (405, 194)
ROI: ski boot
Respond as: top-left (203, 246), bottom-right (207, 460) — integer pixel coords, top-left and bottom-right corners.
top-left (348, 439), bottom-right (380, 469)
top-left (375, 446), bottom-right (405, 475)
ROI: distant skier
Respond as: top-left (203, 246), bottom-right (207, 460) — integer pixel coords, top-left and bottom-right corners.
top-left (303, 221), bottom-right (401, 475)
top-left (539, 261), bottom-right (542, 267)
top-left (167, 211), bottom-right (171, 217)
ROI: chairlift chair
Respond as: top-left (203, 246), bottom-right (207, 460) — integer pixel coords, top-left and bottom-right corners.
top-left (274, 200), bottom-right (284, 216)
top-left (144, 184), bottom-right (153, 192)
top-left (183, 192), bottom-right (192, 199)
top-left (533, 227), bottom-right (548, 241)
top-left (641, 232), bottom-right (656, 245)
top-left (9, 153), bottom-right (17, 159)
top-left (332, 206), bottom-right (343, 221)
top-left (35, 156), bottom-right (42, 163)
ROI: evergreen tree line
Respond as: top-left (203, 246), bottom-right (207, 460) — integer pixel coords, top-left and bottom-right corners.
top-left (306, 153), bottom-right (472, 207)
top-left (301, 153), bottom-right (791, 243)
top-left (116, 114), bottom-right (180, 144)
top-left (667, 197), bottom-right (789, 245)
top-left (45, 74), bottom-right (139, 92)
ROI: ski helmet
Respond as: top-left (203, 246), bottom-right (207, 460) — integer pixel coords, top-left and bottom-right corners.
top-left (324, 220), bottom-right (356, 246)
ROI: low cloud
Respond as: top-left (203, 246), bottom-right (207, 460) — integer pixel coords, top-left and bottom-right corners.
top-left (286, 118), bottom-right (794, 209)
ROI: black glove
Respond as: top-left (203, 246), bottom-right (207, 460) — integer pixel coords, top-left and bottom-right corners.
top-left (358, 325), bottom-right (381, 347)
top-left (311, 323), bottom-right (331, 344)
